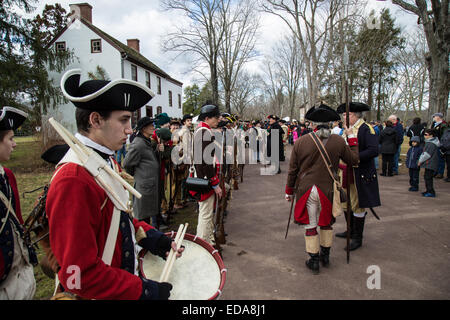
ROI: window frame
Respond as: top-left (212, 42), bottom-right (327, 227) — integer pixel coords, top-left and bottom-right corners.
top-left (131, 64), bottom-right (138, 81)
top-left (91, 39), bottom-right (102, 53)
top-left (55, 41), bottom-right (66, 52)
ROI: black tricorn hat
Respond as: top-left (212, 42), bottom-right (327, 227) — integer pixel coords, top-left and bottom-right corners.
top-left (305, 104), bottom-right (340, 122)
top-left (136, 116), bottom-right (155, 131)
top-left (0, 106), bottom-right (28, 131)
top-left (267, 115), bottom-right (279, 121)
top-left (60, 69), bottom-right (155, 112)
top-left (336, 102), bottom-right (370, 114)
top-left (198, 104), bottom-right (220, 121)
top-left (41, 144), bottom-right (70, 165)
top-left (182, 113), bottom-right (194, 123)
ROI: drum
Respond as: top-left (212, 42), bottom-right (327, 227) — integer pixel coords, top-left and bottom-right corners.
top-left (139, 232), bottom-right (227, 300)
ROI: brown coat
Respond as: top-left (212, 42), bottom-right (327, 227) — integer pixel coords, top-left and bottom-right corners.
top-left (286, 133), bottom-right (359, 203)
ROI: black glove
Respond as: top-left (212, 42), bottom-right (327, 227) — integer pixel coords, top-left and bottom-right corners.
top-left (140, 278), bottom-right (173, 300)
top-left (157, 282), bottom-right (173, 300)
top-left (155, 235), bottom-right (173, 259)
top-left (138, 230), bottom-right (171, 259)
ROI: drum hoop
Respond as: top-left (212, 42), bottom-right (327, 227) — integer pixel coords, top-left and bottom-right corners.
top-left (139, 232), bottom-right (226, 300)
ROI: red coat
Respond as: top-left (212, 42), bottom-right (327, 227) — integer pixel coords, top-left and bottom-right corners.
top-left (46, 162), bottom-right (157, 300)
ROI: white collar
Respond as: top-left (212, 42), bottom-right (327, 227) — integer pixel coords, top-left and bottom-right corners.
top-left (75, 133), bottom-right (115, 156)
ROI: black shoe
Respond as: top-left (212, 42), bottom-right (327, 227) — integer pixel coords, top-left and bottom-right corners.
top-left (380, 173), bottom-right (386, 176)
top-left (335, 231), bottom-right (347, 238)
top-left (319, 247), bottom-right (330, 268)
top-left (336, 213), bottom-right (353, 239)
top-left (445, 178), bottom-right (450, 182)
top-left (305, 253), bottom-right (320, 275)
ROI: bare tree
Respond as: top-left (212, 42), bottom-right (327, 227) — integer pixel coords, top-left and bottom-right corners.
top-left (272, 34), bottom-right (304, 119)
top-left (391, 0), bottom-right (449, 118)
top-left (161, 0), bottom-right (227, 105)
top-left (262, 0), bottom-right (351, 109)
top-left (219, 0), bottom-right (260, 113)
top-left (230, 72), bottom-right (261, 116)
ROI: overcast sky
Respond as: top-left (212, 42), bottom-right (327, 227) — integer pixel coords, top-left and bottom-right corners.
top-left (29, 0), bottom-right (420, 89)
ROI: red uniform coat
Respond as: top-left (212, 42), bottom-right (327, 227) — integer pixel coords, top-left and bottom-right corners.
top-left (46, 162), bottom-right (158, 300)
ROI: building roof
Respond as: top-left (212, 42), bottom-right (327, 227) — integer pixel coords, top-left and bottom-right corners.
top-left (48, 17), bottom-right (183, 86)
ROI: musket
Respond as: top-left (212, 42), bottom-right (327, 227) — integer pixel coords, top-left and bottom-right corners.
top-left (345, 76), bottom-right (352, 264)
top-left (214, 129), bottom-right (226, 245)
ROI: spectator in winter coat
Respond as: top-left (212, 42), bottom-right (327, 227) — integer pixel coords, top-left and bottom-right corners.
top-left (418, 129), bottom-right (441, 197)
top-left (407, 117), bottom-right (425, 147)
top-left (406, 136), bottom-right (423, 191)
top-left (431, 113), bottom-right (448, 179)
top-left (379, 120), bottom-right (399, 176)
top-left (439, 128), bottom-right (450, 182)
top-left (388, 115), bottom-right (404, 175)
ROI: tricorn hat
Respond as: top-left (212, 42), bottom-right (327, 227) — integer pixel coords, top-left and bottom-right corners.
top-left (267, 115), bottom-right (279, 121)
top-left (182, 113), bottom-right (194, 123)
top-left (60, 69), bottom-right (155, 112)
top-left (305, 104), bottom-right (340, 122)
top-left (41, 144), bottom-right (70, 165)
top-left (136, 116), bottom-right (155, 131)
top-left (198, 104), bottom-right (220, 121)
top-left (0, 106), bottom-right (28, 131)
top-left (336, 102), bottom-right (370, 114)
top-left (155, 112), bottom-right (171, 128)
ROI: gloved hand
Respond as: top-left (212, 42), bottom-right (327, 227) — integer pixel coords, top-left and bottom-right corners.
top-left (140, 278), bottom-right (173, 300)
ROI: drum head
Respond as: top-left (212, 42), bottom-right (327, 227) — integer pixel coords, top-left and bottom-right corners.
top-left (140, 233), bottom-right (225, 300)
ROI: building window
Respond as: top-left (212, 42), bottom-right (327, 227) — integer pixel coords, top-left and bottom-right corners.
top-left (145, 71), bottom-right (151, 88)
top-left (55, 41), bottom-right (66, 52)
top-left (131, 64), bottom-right (138, 81)
top-left (156, 106), bottom-right (162, 115)
top-left (91, 39), bottom-right (102, 53)
top-left (146, 106), bottom-right (153, 117)
top-left (178, 94), bottom-right (182, 109)
top-left (168, 91), bottom-right (173, 107)
top-left (157, 76), bottom-right (161, 95)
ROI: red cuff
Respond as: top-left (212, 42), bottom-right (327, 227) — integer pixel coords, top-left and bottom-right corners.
top-left (348, 137), bottom-right (358, 147)
top-left (285, 185), bottom-right (294, 195)
top-left (210, 175), bottom-right (220, 186)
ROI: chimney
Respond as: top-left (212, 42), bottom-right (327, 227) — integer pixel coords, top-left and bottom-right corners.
top-left (127, 39), bottom-right (140, 53)
top-left (69, 3), bottom-right (93, 24)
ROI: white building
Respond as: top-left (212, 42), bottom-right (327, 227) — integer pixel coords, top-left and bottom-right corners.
top-left (45, 2), bottom-right (183, 134)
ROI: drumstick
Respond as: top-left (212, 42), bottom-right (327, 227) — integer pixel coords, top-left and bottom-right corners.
top-left (159, 224), bottom-right (184, 282)
top-left (160, 223), bottom-right (188, 283)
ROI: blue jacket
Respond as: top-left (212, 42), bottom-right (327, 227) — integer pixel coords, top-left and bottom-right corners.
top-left (394, 122), bottom-right (404, 146)
top-left (406, 146), bottom-right (423, 169)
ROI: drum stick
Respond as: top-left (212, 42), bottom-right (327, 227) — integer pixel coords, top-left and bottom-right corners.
top-left (160, 224), bottom-right (184, 282)
top-left (161, 223), bottom-right (188, 283)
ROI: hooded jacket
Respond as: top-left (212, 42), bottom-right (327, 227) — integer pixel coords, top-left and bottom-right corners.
top-left (418, 137), bottom-right (440, 171)
top-left (379, 126), bottom-right (399, 154)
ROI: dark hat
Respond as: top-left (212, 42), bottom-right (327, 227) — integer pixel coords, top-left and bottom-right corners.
top-left (182, 113), bottom-right (194, 123)
top-left (198, 104), bottom-right (220, 121)
top-left (336, 102), bottom-right (370, 114)
top-left (60, 69), bottom-right (155, 112)
top-left (156, 127), bottom-right (172, 141)
top-left (410, 136), bottom-right (421, 143)
top-left (305, 104), bottom-right (340, 122)
top-left (0, 106), bottom-right (28, 131)
top-left (136, 116), bottom-right (155, 131)
top-left (170, 119), bottom-right (181, 126)
top-left (267, 115), bottom-right (279, 121)
top-left (155, 112), bottom-right (171, 128)
top-left (41, 144), bottom-right (70, 165)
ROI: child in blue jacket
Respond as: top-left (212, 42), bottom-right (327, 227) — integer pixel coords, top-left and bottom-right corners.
top-left (406, 136), bottom-right (423, 191)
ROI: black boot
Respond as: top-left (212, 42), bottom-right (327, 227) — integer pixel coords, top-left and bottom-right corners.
top-left (319, 246), bottom-right (330, 268)
top-left (336, 213), bottom-right (353, 238)
top-left (345, 215), bottom-right (365, 251)
top-left (305, 253), bottom-right (320, 275)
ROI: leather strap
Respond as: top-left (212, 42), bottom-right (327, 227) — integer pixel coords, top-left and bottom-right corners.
top-left (309, 133), bottom-right (339, 185)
